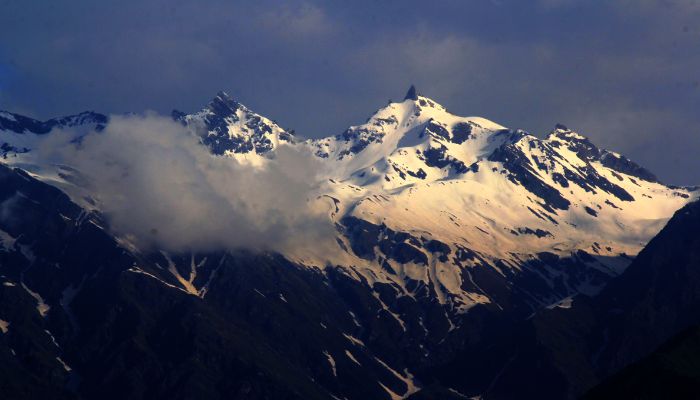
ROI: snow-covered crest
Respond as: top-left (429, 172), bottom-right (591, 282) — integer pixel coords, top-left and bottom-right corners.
top-left (168, 88), bottom-right (696, 312)
top-left (173, 91), bottom-right (295, 161)
top-left (1, 87), bottom-right (696, 315)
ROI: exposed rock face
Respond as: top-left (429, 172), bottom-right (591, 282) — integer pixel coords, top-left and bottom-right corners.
top-left (172, 91), bottom-right (294, 156)
top-left (405, 85), bottom-right (419, 101)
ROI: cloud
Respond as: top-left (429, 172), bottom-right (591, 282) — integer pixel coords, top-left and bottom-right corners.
top-left (259, 3), bottom-right (332, 36)
top-left (38, 113), bottom-right (334, 253)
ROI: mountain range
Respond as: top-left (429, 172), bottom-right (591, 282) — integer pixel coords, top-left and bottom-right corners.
top-left (0, 86), bottom-right (698, 399)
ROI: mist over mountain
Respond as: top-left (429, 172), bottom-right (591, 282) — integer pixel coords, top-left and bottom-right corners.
top-left (32, 113), bottom-right (332, 253)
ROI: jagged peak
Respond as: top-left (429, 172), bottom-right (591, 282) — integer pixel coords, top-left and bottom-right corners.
top-left (546, 124), bottom-right (588, 142)
top-left (0, 109), bottom-right (107, 134)
top-left (542, 124), bottom-right (660, 183)
top-left (206, 91), bottom-right (241, 116)
top-left (404, 85), bottom-right (419, 101)
top-left (47, 110), bottom-right (107, 123)
top-left (0, 110), bottom-right (20, 121)
top-left (186, 91), bottom-right (291, 134)
top-left (214, 90), bottom-right (234, 101)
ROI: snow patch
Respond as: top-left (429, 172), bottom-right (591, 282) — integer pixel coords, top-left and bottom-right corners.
top-left (373, 356), bottom-right (420, 398)
top-left (345, 350), bottom-right (361, 366)
top-left (0, 229), bottom-right (16, 250)
top-left (0, 111), bottom-right (17, 122)
top-left (56, 357), bottom-right (72, 372)
top-left (126, 266), bottom-right (195, 296)
top-left (323, 350), bottom-right (337, 377)
top-left (21, 281), bottom-right (50, 317)
top-left (0, 319), bottom-right (9, 333)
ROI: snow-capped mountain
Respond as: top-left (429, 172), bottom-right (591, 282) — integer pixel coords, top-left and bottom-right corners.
top-left (172, 91), bottom-right (295, 160)
top-left (294, 87), bottom-right (694, 313)
top-left (99, 86), bottom-right (697, 317)
top-left (0, 110), bottom-right (107, 135)
top-left (0, 110), bottom-right (106, 158)
top-left (1, 87), bottom-right (695, 318)
top-left (0, 87), bottom-right (698, 400)
top-left (0, 110), bottom-right (108, 207)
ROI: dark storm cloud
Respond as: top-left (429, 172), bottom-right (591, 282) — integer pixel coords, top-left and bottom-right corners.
top-left (1, 0), bottom-right (699, 184)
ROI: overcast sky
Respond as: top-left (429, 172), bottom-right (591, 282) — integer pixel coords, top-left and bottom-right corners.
top-left (1, 0), bottom-right (699, 184)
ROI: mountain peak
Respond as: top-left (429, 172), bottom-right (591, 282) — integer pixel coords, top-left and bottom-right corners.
top-left (0, 110), bottom-right (107, 134)
top-left (215, 90), bottom-right (233, 101)
top-left (547, 124), bottom-right (588, 142)
top-left (207, 91), bottom-right (240, 117)
top-left (404, 85), bottom-right (419, 101)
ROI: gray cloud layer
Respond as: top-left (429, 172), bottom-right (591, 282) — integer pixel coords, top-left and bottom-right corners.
top-left (39, 114), bottom-right (332, 253)
top-left (1, 0), bottom-right (699, 184)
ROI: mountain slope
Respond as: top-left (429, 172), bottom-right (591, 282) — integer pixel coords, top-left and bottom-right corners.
top-left (420, 199), bottom-right (700, 399)
top-left (300, 88), bottom-right (694, 317)
top-left (1, 88), bottom-right (698, 399)
top-left (0, 163), bottom-right (428, 400)
top-left (583, 324), bottom-right (700, 399)
top-left (2, 160), bottom-right (696, 400)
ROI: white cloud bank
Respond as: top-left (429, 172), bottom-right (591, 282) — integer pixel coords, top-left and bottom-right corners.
top-left (39, 113), bottom-right (333, 253)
